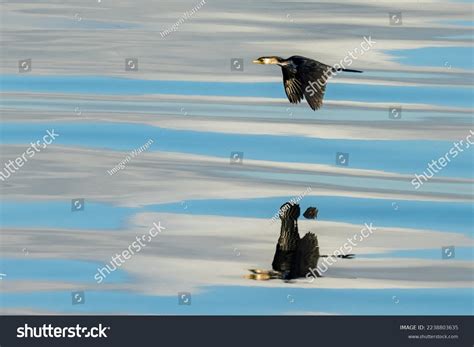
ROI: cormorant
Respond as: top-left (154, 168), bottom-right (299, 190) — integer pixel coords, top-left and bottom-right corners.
top-left (253, 55), bottom-right (362, 110)
top-left (271, 202), bottom-right (320, 279)
top-left (245, 201), bottom-right (355, 281)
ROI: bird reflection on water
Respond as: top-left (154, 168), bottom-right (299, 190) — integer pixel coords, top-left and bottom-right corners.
top-left (246, 202), bottom-right (322, 282)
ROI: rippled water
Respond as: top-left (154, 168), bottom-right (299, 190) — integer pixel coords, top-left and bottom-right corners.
top-left (0, 0), bottom-right (473, 315)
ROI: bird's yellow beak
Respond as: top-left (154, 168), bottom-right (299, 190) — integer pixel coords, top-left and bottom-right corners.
top-left (253, 59), bottom-right (263, 64)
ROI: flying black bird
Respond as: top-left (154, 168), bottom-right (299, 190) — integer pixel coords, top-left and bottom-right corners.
top-left (253, 55), bottom-right (362, 110)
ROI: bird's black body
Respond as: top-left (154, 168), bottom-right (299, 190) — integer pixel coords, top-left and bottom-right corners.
top-left (245, 201), bottom-right (354, 282)
top-left (253, 55), bottom-right (362, 110)
top-left (272, 202), bottom-right (320, 279)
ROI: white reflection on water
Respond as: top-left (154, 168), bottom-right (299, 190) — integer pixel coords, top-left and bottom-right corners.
top-left (0, 0), bottom-right (473, 314)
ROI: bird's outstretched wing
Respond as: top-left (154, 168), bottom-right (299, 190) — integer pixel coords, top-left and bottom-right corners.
top-left (298, 61), bottom-right (332, 110)
top-left (292, 232), bottom-right (320, 277)
top-left (282, 58), bottom-right (332, 110)
top-left (303, 207), bottom-right (318, 219)
top-left (282, 68), bottom-right (304, 104)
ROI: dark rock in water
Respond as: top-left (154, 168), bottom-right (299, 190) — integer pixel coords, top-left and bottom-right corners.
top-left (303, 207), bottom-right (318, 219)
top-left (272, 202), bottom-right (320, 279)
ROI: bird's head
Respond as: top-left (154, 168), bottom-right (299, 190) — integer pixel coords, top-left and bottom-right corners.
top-left (253, 56), bottom-right (284, 65)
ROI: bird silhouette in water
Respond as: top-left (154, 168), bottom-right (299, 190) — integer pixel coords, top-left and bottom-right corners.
top-left (246, 201), bottom-right (354, 281)
top-left (271, 202), bottom-right (321, 280)
top-left (253, 55), bottom-right (362, 110)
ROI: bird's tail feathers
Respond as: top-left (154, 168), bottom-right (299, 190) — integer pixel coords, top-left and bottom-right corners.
top-left (332, 68), bottom-right (363, 73)
top-left (321, 254), bottom-right (355, 259)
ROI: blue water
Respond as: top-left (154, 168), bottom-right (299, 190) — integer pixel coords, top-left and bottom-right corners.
top-left (441, 34), bottom-right (473, 40)
top-left (359, 247), bottom-right (474, 261)
top-left (1, 75), bottom-right (473, 107)
top-left (1, 28), bottom-right (473, 316)
top-left (1, 122), bottom-right (472, 177)
top-left (233, 170), bottom-right (471, 196)
top-left (1, 287), bottom-right (472, 315)
top-left (1, 196), bottom-right (472, 236)
top-left (2, 97), bottom-right (471, 124)
top-left (390, 46), bottom-right (474, 70)
top-left (0, 201), bottom-right (134, 230)
top-left (0, 258), bottom-right (128, 283)
top-left (145, 196), bottom-right (473, 236)
top-left (446, 20), bottom-right (473, 27)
